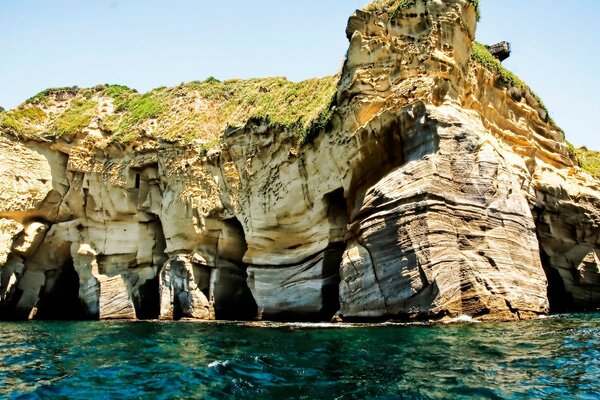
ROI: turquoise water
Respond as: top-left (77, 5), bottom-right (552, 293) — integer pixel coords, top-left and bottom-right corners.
top-left (0, 314), bottom-right (599, 399)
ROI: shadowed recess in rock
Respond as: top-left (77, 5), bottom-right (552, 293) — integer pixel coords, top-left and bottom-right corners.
top-left (134, 276), bottom-right (160, 320)
top-left (34, 259), bottom-right (86, 320)
top-left (212, 261), bottom-right (257, 321)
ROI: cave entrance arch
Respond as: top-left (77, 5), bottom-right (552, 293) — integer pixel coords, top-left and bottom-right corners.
top-left (35, 258), bottom-right (86, 320)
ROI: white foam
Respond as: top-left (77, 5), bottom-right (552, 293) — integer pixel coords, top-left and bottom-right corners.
top-left (208, 360), bottom-right (230, 368)
top-left (444, 315), bottom-right (481, 324)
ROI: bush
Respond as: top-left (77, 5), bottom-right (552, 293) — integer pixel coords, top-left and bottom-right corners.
top-left (471, 41), bottom-right (553, 125)
top-left (575, 147), bottom-right (600, 178)
top-left (52, 99), bottom-right (97, 136)
top-left (0, 106), bottom-right (47, 134)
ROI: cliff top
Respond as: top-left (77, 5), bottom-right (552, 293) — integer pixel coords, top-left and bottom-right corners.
top-left (470, 42), bottom-right (553, 123)
top-left (0, 0), bottom-right (595, 177)
top-left (0, 75), bottom-right (338, 146)
top-left (574, 147), bottom-right (600, 178)
top-left (365, 0), bottom-right (480, 19)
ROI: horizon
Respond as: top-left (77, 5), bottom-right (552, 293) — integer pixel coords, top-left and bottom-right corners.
top-left (1, 0), bottom-right (598, 149)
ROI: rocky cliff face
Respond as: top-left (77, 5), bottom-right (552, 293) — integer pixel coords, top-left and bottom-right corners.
top-left (0, 0), bottom-right (599, 322)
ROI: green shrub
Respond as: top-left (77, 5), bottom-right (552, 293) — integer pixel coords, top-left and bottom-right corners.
top-left (52, 99), bottom-right (97, 136)
top-left (112, 93), bottom-right (164, 142)
top-left (7, 74), bottom-right (339, 146)
top-left (103, 84), bottom-right (136, 108)
top-left (199, 138), bottom-right (222, 156)
top-left (26, 86), bottom-right (80, 105)
top-left (0, 106), bottom-right (47, 134)
top-left (575, 147), bottom-right (600, 178)
top-left (120, 75), bottom-right (340, 145)
top-left (470, 41), bottom-right (554, 125)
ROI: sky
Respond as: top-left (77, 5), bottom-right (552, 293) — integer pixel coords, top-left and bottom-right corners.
top-left (0, 0), bottom-right (598, 149)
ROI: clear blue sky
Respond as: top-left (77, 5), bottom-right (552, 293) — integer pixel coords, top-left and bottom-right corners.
top-left (1, 0), bottom-right (598, 149)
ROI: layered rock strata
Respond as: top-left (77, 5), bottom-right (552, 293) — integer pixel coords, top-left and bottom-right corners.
top-left (0, 0), bottom-right (598, 322)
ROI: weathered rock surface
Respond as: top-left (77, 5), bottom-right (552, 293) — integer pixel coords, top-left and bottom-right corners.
top-left (159, 255), bottom-right (212, 320)
top-left (0, 0), bottom-right (599, 322)
top-left (248, 245), bottom-right (344, 320)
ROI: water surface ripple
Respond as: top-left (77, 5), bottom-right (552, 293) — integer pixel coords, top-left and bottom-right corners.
top-left (0, 313), bottom-right (598, 399)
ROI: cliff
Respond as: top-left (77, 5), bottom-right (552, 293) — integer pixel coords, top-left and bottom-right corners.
top-left (0, 0), bottom-right (598, 322)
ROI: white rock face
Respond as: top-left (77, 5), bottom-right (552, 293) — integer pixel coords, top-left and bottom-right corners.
top-left (0, 0), bottom-right (598, 322)
top-left (339, 106), bottom-right (549, 320)
top-left (247, 245), bottom-right (343, 319)
top-left (159, 255), bottom-right (212, 320)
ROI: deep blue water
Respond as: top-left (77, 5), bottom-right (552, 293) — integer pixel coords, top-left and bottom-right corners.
top-left (0, 313), bottom-right (599, 399)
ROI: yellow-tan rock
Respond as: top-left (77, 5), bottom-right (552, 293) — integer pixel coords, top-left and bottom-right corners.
top-left (0, 0), bottom-right (598, 322)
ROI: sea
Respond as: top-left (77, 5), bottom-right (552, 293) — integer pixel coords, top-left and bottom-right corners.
top-left (0, 313), bottom-right (598, 399)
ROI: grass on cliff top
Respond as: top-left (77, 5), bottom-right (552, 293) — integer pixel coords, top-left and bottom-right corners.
top-left (0, 106), bottom-right (47, 135)
top-left (365, 0), bottom-right (480, 20)
top-left (0, 78), bottom-right (339, 147)
top-left (108, 75), bottom-right (339, 145)
top-left (0, 85), bottom-right (134, 138)
top-left (574, 147), bottom-right (600, 178)
top-left (51, 98), bottom-right (98, 136)
top-left (470, 42), bottom-right (557, 126)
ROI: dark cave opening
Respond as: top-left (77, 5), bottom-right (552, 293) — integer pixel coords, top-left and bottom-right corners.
top-left (135, 219), bottom-right (167, 320)
top-left (539, 248), bottom-right (575, 314)
top-left (321, 244), bottom-right (346, 320)
top-left (0, 288), bottom-right (23, 321)
top-left (321, 188), bottom-right (350, 321)
top-left (544, 266), bottom-right (575, 313)
top-left (212, 263), bottom-right (258, 321)
top-left (135, 277), bottom-right (160, 320)
top-left (213, 217), bottom-right (257, 321)
top-left (35, 259), bottom-right (86, 320)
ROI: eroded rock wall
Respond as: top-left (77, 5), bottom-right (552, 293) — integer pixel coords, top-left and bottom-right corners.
top-left (0, 0), bottom-right (599, 322)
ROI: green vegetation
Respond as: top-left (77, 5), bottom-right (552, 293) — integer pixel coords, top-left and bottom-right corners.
top-left (52, 99), bottom-right (97, 136)
top-left (470, 41), bottom-right (554, 125)
top-left (365, 0), bottom-right (480, 20)
top-left (112, 92), bottom-right (165, 142)
top-left (0, 106), bottom-right (47, 134)
top-left (103, 84), bottom-right (137, 108)
top-left (199, 138), bottom-right (222, 157)
top-left (26, 86), bottom-right (79, 105)
top-left (574, 147), bottom-right (600, 178)
top-left (1, 77), bottom-right (339, 146)
top-left (106, 75), bottom-right (339, 145)
top-left (471, 42), bottom-right (525, 88)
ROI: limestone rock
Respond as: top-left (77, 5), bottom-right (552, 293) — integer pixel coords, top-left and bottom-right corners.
top-left (339, 241), bottom-right (385, 318)
top-left (159, 255), bottom-right (213, 320)
top-left (247, 245), bottom-right (343, 320)
top-left (0, 219), bottom-right (23, 266)
top-left (0, 135), bottom-right (68, 222)
top-left (11, 222), bottom-right (48, 257)
top-left (0, 0), bottom-right (599, 322)
top-left (210, 259), bottom-right (256, 320)
top-left (533, 173), bottom-right (600, 311)
top-left (340, 107), bottom-right (549, 320)
top-left (98, 275), bottom-right (136, 320)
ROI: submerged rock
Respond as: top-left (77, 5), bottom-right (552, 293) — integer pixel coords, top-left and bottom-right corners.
top-left (0, 0), bottom-right (598, 322)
